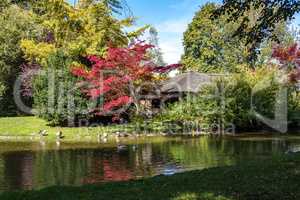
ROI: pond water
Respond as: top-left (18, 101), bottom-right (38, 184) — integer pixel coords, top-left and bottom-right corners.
top-left (0, 135), bottom-right (300, 192)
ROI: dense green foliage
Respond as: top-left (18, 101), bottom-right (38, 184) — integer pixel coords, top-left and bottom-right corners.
top-left (182, 3), bottom-right (293, 72)
top-left (182, 3), bottom-right (248, 73)
top-left (0, 5), bottom-right (40, 116)
top-left (156, 67), bottom-right (300, 132)
top-left (32, 51), bottom-right (90, 126)
top-left (17, 0), bottom-right (147, 125)
top-left (1, 153), bottom-right (300, 200)
top-left (214, 0), bottom-right (300, 61)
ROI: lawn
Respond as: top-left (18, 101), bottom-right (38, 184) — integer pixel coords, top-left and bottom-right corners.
top-left (0, 116), bottom-right (127, 141)
top-left (0, 153), bottom-right (299, 200)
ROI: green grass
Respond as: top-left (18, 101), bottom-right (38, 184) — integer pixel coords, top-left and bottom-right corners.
top-left (0, 116), bottom-right (128, 141)
top-left (1, 153), bottom-right (300, 200)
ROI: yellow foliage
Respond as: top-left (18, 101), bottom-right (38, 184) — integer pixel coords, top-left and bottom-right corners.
top-left (20, 0), bottom-right (147, 66)
top-left (20, 40), bottom-right (56, 64)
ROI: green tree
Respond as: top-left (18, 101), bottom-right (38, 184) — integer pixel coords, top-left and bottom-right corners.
top-left (182, 3), bottom-right (293, 72)
top-left (182, 3), bottom-right (249, 73)
top-left (0, 5), bottom-right (40, 116)
top-left (213, 0), bottom-right (300, 62)
top-left (32, 51), bottom-right (90, 126)
top-left (148, 27), bottom-right (166, 66)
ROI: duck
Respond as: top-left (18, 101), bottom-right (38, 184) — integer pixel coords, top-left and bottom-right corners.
top-left (39, 130), bottom-right (48, 136)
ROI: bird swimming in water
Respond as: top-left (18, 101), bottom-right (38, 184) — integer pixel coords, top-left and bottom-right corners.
top-left (117, 145), bottom-right (128, 152)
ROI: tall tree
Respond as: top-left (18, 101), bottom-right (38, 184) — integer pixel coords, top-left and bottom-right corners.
top-left (20, 0), bottom-right (145, 65)
top-left (182, 3), bottom-right (293, 72)
top-left (182, 3), bottom-right (249, 73)
top-left (213, 0), bottom-right (300, 62)
top-left (74, 0), bottom-right (130, 15)
top-left (148, 27), bottom-right (166, 66)
top-left (0, 5), bottom-right (39, 116)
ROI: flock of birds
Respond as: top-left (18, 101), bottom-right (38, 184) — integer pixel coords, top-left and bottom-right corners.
top-left (36, 130), bottom-right (135, 152)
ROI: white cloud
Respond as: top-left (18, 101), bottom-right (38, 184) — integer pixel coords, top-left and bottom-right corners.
top-left (157, 19), bottom-right (189, 34)
top-left (155, 17), bottom-right (192, 64)
top-left (160, 36), bottom-right (184, 64)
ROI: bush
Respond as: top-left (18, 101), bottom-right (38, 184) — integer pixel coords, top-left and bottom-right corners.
top-left (32, 51), bottom-right (90, 126)
top-left (156, 67), bottom-right (300, 132)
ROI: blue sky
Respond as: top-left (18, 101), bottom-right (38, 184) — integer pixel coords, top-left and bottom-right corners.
top-left (69, 0), bottom-right (300, 64)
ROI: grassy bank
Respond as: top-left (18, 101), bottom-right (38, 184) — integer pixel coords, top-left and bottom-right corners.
top-left (0, 116), bottom-right (127, 141)
top-left (0, 116), bottom-right (202, 142)
top-left (0, 153), bottom-right (299, 200)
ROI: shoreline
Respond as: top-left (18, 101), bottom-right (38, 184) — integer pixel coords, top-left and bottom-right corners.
top-left (0, 116), bottom-right (299, 143)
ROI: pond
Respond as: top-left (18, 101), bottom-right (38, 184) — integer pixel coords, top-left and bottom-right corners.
top-left (0, 135), bottom-right (299, 192)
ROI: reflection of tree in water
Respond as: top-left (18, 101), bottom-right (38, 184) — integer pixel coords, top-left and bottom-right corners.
top-left (2, 152), bottom-right (34, 191)
top-left (0, 137), bottom-right (294, 191)
top-left (155, 137), bottom-right (290, 169)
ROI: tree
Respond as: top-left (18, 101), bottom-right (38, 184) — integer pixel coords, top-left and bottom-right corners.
top-left (182, 3), bottom-right (249, 73)
top-left (272, 43), bottom-right (300, 83)
top-left (0, 5), bottom-right (40, 116)
top-left (147, 27), bottom-right (166, 66)
top-left (20, 0), bottom-right (146, 65)
top-left (32, 51), bottom-right (90, 126)
top-left (76, 0), bottom-right (129, 15)
top-left (72, 42), bottom-right (180, 120)
top-left (71, 43), bottom-right (155, 118)
top-left (213, 0), bottom-right (300, 62)
top-left (182, 3), bottom-right (293, 72)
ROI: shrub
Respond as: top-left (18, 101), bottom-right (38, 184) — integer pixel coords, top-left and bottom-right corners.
top-left (32, 51), bottom-right (90, 126)
top-left (156, 67), bottom-right (299, 132)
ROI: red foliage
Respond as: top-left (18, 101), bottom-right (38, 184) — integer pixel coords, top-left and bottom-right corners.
top-left (272, 43), bottom-right (300, 83)
top-left (289, 69), bottom-right (300, 84)
top-left (72, 42), bottom-right (181, 116)
top-left (152, 64), bottom-right (182, 73)
top-left (272, 43), bottom-right (300, 67)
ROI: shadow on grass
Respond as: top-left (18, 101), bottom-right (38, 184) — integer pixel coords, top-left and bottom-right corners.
top-left (1, 154), bottom-right (300, 200)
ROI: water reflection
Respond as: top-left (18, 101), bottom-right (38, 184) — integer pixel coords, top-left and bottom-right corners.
top-left (0, 136), bottom-right (298, 191)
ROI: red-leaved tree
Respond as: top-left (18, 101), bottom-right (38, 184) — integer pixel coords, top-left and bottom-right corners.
top-left (272, 43), bottom-right (300, 83)
top-left (72, 42), bottom-right (180, 119)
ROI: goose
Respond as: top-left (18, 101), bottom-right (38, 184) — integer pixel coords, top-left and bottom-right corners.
top-left (101, 133), bottom-right (108, 140)
top-left (56, 131), bottom-right (64, 139)
top-left (115, 131), bottom-right (130, 138)
top-left (39, 130), bottom-right (48, 136)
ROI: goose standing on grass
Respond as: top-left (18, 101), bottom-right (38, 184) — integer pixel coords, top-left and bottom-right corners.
top-left (39, 130), bottom-right (48, 136)
top-left (56, 131), bottom-right (64, 139)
